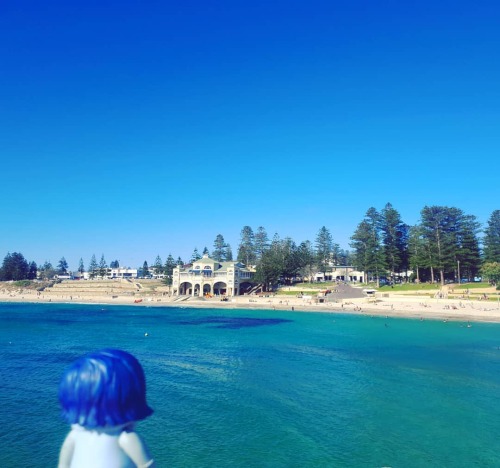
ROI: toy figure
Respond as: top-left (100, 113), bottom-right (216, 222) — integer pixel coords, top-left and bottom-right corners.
top-left (58, 349), bottom-right (155, 468)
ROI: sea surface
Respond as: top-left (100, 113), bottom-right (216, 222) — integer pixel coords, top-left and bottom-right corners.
top-left (1, 302), bottom-right (500, 467)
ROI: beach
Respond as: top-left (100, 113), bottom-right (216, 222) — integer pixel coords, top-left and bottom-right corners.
top-left (1, 280), bottom-right (499, 323)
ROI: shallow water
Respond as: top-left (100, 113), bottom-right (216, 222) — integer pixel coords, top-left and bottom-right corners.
top-left (1, 302), bottom-right (500, 467)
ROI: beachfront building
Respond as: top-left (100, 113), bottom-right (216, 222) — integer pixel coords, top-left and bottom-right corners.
top-left (78, 268), bottom-right (138, 280)
top-left (172, 254), bottom-right (255, 297)
top-left (315, 266), bottom-right (365, 283)
top-left (106, 267), bottom-right (138, 279)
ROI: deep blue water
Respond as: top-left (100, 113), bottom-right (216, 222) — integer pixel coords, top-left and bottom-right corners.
top-left (1, 302), bottom-right (500, 467)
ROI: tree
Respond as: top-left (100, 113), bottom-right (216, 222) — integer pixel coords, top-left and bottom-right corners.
top-left (142, 261), bottom-right (149, 278)
top-left (190, 248), bottom-right (201, 263)
top-left (484, 210), bottom-right (500, 263)
top-left (457, 214), bottom-right (481, 281)
top-left (350, 208), bottom-right (386, 284)
top-left (281, 238), bottom-right (301, 284)
top-left (28, 261), bottom-right (37, 280)
top-left (202, 247), bottom-right (209, 256)
top-left (337, 249), bottom-right (352, 266)
top-left (254, 234), bottom-right (283, 290)
top-left (315, 226), bottom-right (333, 275)
top-left (420, 206), bottom-right (480, 285)
top-left (254, 226), bottom-right (269, 260)
top-left (0, 252), bottom-right (29, 281)
top-left (109, 260), bottom-right (120, 268)
top-left (212, 234), bottom-right (227, 262)
top-left (237, 226), bottom-right (256, 265)
top-left (57, 257), bottom-right (69, 275)
top-left (78, 258), bottom-right (85, 274)
top-left (420, 206), bottom-right (456, 285)
top-left (380, 203), bottom-right (409, 279)
top-left (153, 255), bottom-right (163, 275)
top-left (176, 256), bottom-right (184, 266)
top-left (88, 255), bottom-right (98, 279)
top-left (408, 225), bottom-right (426, 282)
top-left (39, 261), bottom-right (56, 280)
top-left (481, 262), bottom-right (500, 285)
top-left (98, 255), bottom-right (108, 278)
top-left (164, 254), bottom-right (176, 287)
top-left (297, 240), bottom-right (316, 282)
top-left (225, 244), bottom-right (233, 261)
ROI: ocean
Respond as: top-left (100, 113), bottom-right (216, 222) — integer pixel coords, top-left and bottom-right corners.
top-left (1, 302), bottom-right (500, 467)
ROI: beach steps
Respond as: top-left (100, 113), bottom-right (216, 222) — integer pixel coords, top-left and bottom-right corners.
top-left (41, 280), bottom-right (173, 301)
top-left (174, 295), bottom-right (190, 302)
top-left (47, 280), bottom-right (139, 295)
top-left (40, 279), bottom-right (177, 303)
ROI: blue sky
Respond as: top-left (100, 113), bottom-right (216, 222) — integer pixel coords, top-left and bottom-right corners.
top-left (1, 0), bottom-right (499, 270)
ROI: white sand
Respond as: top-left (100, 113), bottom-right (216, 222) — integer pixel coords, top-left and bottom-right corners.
top-left (1, 286), bottom-right (499, 323)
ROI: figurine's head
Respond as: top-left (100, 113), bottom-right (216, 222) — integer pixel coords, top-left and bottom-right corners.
top-left (59, 349), bottom-right (153, 428)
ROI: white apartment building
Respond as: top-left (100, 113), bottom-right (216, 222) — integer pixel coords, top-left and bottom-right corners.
top-left (79, 268), bottom-right (138, 280)
top-left (315, 266), bottom-right (365, 283)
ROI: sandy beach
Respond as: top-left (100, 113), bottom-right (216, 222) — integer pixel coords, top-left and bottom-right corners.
top-left (1, 280), bottom-right (499, 323)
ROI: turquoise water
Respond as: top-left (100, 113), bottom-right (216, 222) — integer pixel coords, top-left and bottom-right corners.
top-left (1, 303), bottom-right (500, 467)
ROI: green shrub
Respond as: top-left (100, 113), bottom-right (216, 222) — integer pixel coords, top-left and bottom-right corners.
top-left (13, 280), bottom-right (32, 287)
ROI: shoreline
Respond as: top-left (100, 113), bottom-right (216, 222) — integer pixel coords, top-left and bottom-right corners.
top-left (1, 291), bottom-right (499, 324)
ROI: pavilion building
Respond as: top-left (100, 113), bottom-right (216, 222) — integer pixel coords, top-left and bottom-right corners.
top-left (172, 254), bottom-right (255, 297)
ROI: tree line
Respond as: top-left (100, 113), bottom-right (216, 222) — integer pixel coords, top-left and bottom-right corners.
top-left (2, 205), bottom-right (500, 287)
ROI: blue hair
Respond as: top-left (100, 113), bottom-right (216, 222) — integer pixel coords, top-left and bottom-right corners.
top-left (59, 349), bottom-right (153, 428)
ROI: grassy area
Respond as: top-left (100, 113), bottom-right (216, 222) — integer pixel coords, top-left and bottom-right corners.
top-left (377, 283), bottom-right (440, 292)
top-left (290, 282), bottom-right (337, 289)
top-left (453, 282), bottom-right (491, 290)
top-left (275, 290), bottom-right (318, 296)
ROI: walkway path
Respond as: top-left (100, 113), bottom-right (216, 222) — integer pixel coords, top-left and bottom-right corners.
top-left (327, 283), bottom-right (366, 301)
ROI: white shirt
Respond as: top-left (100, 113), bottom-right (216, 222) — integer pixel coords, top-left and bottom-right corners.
top-left (59, 424), bottom-right (154, 468)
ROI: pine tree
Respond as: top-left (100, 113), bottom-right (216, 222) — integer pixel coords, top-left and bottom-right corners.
top-left (456, 214), bottom-right (481, 281)
top-left (225, 244), bottom-right (233, 261)
top-left (380, 203), bottom-right (409, 279)
top-left (254, 226), bottom-right (269, 260)
top-left (297, 240), bottom-right (316, 282)
top-left (153, 255), bottom-right (163, 275)
top-left (212, 234), bottom-right (227, 261)
top-left (142, 261), bottom-right (149, 278)
top-left (78, 258), bottom-right (85, 274)
top-left (190, 248), bottom-right (201, 263)
top-left (419, 206), bottom-right (475, 285)
top-left (98, 255), bottom-right (108, 278)
top-left (254, 234), bottom-right (283, 290)
top-left (237, 226), bottom-right (256, 265)
top-left (0, 252), bottom-right (29, 281)
top-left (315, 226), bottom-right (333, 275)
top-left (484, 210), bottom-right (500, 263)
top-left (350, 208), bottom-right (386, 284)
top-left (28, 261), bottom-right (37, 280)
top-left (88, 255), bottom-right (98, 279)
top-left (57, 257), bottom-right (69, 275)
top-left (164, 254), bottom-right (176, 286)
top-left (408, 225), bottom-right (426, 282)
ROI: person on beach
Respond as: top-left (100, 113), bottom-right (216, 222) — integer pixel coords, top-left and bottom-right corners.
top-left (58, 349), bottom-right (155, 468)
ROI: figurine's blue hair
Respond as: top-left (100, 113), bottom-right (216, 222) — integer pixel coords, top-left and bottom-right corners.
top-left (58, 349), bottom-right (153, 428)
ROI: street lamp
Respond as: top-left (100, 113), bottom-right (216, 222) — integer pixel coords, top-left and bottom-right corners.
top-left (457, 260), bottom-right (461, 284)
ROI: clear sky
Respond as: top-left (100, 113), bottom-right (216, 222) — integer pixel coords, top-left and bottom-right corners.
top-left (1, 0), bottom-right (499, 270)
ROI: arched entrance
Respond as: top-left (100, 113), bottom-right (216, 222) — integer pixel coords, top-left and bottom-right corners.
top-left (179, 282), bottom-right (193, 295)
top-left (213, 281), bottom-right (227, 296)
